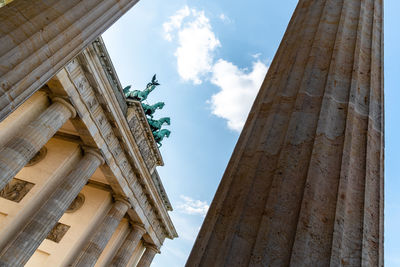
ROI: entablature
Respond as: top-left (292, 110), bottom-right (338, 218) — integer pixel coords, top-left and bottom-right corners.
top-left (45, 39), bottom-right (177, 245)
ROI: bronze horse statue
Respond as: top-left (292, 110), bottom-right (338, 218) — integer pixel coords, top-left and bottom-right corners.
top-left (123, 74), bottom-right (160, 102)
top-left (153, 129), bottom-right (171, 147)
top-left (141, 102), bottom-right (165, 118)
top-left (147, 117), bottom-right (170, 132)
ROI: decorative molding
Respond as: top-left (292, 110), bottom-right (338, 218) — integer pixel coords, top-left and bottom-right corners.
top-left (113, 194), bottom-right (132, 208)
top-left (51, 97), bottom-right (77, 119)
top-left (92, 38), bottom-right (128, 116)
top-left (0, 178), bottom-right (34, 203)
top-left (66, 193), bottom-right (85, 213)
top-left (46, 222), bottom-right (70, 243)
top-left (143, 242), bottom-right (160, 253)
top-left (126, 100), bottom-right (163, 172)
top-left (151, 170), bottom-right (172, 211)
top-left (26, 147), bottom-right (47, 167)
top-left (63, 58), bottom-right (174, 242)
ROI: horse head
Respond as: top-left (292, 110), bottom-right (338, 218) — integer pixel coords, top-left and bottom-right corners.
top-left (161, 129), bottom-right (171, 137)
top-left (160, 117), bottom-right (170, 125)
top-left (155, 102), bottom-right (165, 109)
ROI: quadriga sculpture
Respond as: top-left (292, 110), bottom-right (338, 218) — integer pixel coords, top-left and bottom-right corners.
top-left (141, 102), bottom-right (165, 118)
top-left (153, 129), bottom-right (171, 147)
top-left (147, 117), bottom-right (170, 132)
top-left (123, 74), bottom-right (160, 101)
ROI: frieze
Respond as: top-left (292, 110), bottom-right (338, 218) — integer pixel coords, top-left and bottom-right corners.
top-left (65, 59), bottom-right (79, 74)
top-left (65, 60), bottom-right (168, 241)
top-left (86, 95), bottom-right (99, 111)
top-left (92, 38), bottom-right (128, 116)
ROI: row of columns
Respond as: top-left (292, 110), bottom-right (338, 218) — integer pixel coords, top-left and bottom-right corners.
top-left (0, 95), bottom-right (159, 266)
top-left (72, 196), bottom-right (159, 267)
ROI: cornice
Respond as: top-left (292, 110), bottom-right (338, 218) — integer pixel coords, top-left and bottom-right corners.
top-left (150, 169), bottom-right (172, 211)
top-left (92, 37), bottom-right (128, 116)
top-left (61, 42), bottom-right (177, 240)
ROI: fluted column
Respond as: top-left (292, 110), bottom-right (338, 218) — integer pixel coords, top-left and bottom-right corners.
top-left (110, 223), bottom-right (146, 267)
top-left (0, 97), bottom-right (76, 190)
top-left (73, 196), bottom-right (131, 267)
top-left (0, 149), bottom-right (104, 266)
top-left (137, 243), bottom-right (159, 267)
top-left (187, 0), bottom-right (384, 266)
top-left (0, 0), bottom-right (140, 121)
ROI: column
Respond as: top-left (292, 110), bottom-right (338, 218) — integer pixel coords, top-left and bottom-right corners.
top-left (73, 196), bottom-right (131, 267)
top-left (0, 149), bottom-right (104, 266)
top-left (0, 0), bottom-right (140, 121)
top-left (110, 223), bottom-right (146, 267)
top-left (136, 243), bottom-right (159, 267)
top-left (187, 0), bottom-right (384, 266)
top-left (0, 97), bottom-right (76, 190)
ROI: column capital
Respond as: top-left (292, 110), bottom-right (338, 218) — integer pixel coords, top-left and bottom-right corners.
top-left (83, 147), bottom-right (105, 165)
top-left (51, 97), bottom-right (77, 118)
top-left (143, 242), bottom-right (160, 254)
top-left (113, 195), bottom-right (131, 208)
top-left (130, 222), bottom-right (146, 234)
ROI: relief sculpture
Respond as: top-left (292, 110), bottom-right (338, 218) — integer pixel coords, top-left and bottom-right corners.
top-left (46, 223), bottom-right (70, 243)
top-left (0, 178), bottom-right (34, 203)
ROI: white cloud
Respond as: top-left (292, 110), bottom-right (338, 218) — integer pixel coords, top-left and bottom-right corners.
top-left (163, 7), bottom-right (220, 84)
top-left (163, 6), bottom-right (190, 41)
top-left (219, 13), bottom-right (231, 24)
top-left (252, 53), bottom-right (262, 59)
top-left (164, 6), bottom-right (269, 131)
top-left (210, 59), bottom-right (268, 132)
top-left (177, 195), bottom-right (209, 217)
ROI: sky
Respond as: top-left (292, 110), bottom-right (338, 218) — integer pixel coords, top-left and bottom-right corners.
top-left (102, 1), bottom-right (400, 266)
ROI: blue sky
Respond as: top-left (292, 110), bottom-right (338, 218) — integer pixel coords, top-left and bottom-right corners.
top-left (103, 1), bottom-right (400, 266)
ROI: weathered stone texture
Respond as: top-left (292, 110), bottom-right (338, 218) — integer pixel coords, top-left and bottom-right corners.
top-left (136, 243), bottom-right (159, 267)
top-left (0, 97), bottom-right (75, 191)
top-left (0, 0), bottom-right (140, 121)
top-left (187, 0), bottom-right (384, 266)
top-left (73, 197), bottom-right (130, 267)
top-left (126, 100), bottom-right (163, 173)
top-left (110, 223), bottom-right (146, 267)
top-left (0, 150), bottom-right (103, 266)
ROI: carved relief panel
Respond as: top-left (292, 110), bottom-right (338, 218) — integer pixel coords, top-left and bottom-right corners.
top-left (46, 222), bottom-right (70, 243)
top-left (0, 178), bottom-right (34, 203)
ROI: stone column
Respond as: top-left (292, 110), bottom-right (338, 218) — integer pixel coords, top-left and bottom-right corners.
top-left (0, 0), bottom-right (140, 122)
top-left (136, 243), bottom-right (159, 267)
top-left (0, 97), bottom-right (76, 191)
top-left (187, 0), bottom-right (384, 266)
top-left (0, 149), bottom-right (104, 266)
top-left (73, 196), bottom-right (131, 267)
top-left (110, 223), bottom-right (146, 267)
